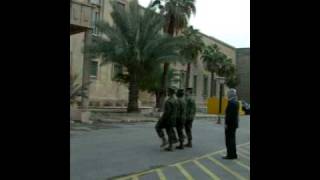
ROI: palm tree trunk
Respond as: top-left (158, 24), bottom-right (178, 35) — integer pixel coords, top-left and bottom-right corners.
top-left (210, 72), bottom-right (216, 97)
top-left (81, 31), bottom-right (91, 109)
top-left (158, 17), bottom-right (175, 111)
top-left (186, 63), bottom-right (191, 88)
top-left (155, 91), bottom-right (161, 109)
top-left (127, 71), bottom-right (140, 113)
top-left (158, 63), bottom-right (169, 111)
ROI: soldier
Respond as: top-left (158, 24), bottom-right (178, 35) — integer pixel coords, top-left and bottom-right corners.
top-left (175, 89), bottom-right (186, 149)
top-left (155, 87), bottom-right (177, 151)
top-left (223, 88), bottom-right (240, 159)
top-left (184, 88), bottom-right (196, 148)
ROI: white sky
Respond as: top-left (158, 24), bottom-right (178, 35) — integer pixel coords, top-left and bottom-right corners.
top-left (138, 0), bottom-right (250, 48)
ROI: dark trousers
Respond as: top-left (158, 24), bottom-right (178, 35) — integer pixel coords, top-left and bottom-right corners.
top-left (155, 120), bottom-right (175, 144)
top-left (185, 119), bottom-right (194, 141)
top-left (225, 128), bottom-right (237, 157)
top-left (176, 122), bottom-right (185, 142)
top-left (165, 126), bottom-right (175, 144)
top-left (155, 120), bottom-right (165, 138)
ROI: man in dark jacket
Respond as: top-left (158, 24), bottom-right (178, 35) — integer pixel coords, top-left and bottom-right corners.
top-left (223, 88), bottom-right (239, 159)
top-left (175, 89), bottom-right (186, 149)
top-left (184, 88), bottom-right (196, 148)
top-left (155, 87), bottom-right (177, 151)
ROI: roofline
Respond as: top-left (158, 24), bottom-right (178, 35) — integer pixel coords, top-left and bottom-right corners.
top-left (199, 32), bottom-right (236, 50)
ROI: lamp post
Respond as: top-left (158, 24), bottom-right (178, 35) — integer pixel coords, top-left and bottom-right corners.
top-left (216, 77), bottom-right (225, 124)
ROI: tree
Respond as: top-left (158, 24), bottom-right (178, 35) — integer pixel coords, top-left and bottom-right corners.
top-left (86, 0), bottom-right (184, 112)
top-left (226, 74), bottom-right (240, 88)
top-left (180, 26), bottom-right (204, 89)
top-left (150, 0), bottom-right (196, 110)
top-left (70, 73), bottom-right (88, 105)
top-left (202, 44), bottom-right (226, 97)
top-left (116, 64), bottom-right (179, 108)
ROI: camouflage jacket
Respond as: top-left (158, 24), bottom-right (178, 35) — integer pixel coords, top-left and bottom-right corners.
top-left (176, 97), bottom-right (186, 124)
top-left (160, 96), bottom-right (177, 126)
top-left (185, 96), bottom-right (196, 121)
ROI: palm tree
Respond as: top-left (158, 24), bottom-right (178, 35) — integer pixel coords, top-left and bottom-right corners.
top-left (202, 44), bottom-right (227, 97)
top-left (180, 25), bottom-right (204, 89)
top-left (86, 0), bottom-right (184, 112)
top-left (150, 0), bottom-right (196, 110)
top-left (70, 73), bottom-right (88, 105)
top-left (139, 65), bottom-right (179, 108)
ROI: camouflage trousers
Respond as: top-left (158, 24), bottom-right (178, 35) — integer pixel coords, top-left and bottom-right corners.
top-left (184, 119), bottom-right (194, 141)
top-left (155, 120), bottom-right (178, 143)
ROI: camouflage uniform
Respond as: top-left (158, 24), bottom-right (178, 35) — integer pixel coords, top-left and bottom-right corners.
top-left (185, 93), bottom-right (196, 147)
top-left (155, 88), bottom-right (177, 151)
top-left (176, 89), bottom-right (186, 149)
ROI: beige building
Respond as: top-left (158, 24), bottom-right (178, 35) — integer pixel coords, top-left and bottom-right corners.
top-left (70, 0), bottom-right (237, 110)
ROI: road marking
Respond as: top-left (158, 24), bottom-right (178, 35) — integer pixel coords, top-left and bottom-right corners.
top-left (156, 169), bottom-right (167, 180)
top-left (238, 148), bottom-right (250, 156)
top-left (237, 152), bottom-right (250, 160)
top-left (113, 142), bottom-right (250, 180)
top-left (193, 160), bottom-right (221, 180)
top-left (235, 160), bottom-right (250, 170)
top-left (114, 169), bottom-right (155, 180)
top-left (207, 156), bottom-right (248, 180)
top-left (175, 164), bottom-right (194, 180)
top-left (131, 176), bottom-right (139, 180)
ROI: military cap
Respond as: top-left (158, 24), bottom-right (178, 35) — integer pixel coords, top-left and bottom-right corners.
top-left (177, 89), bottom-right (184, 97)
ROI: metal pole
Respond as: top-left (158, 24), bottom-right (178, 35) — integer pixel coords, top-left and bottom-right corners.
top-left (217, 82), bottom-right (223, 124)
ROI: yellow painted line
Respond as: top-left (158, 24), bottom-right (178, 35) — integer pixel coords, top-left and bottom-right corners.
top-left (115, 142), bottom-right (250, 180)
top-left (131, 176), bottom-right (139, 180)
top-left (238, 148), bottom-right (250, 156)
top-left (171, 142), bottom-right (250, 166)
top-left (156, 169), bottom-right (167, 180)
top-left (114, 169), bottom-right (155, 180)
top-left (193, 160), bottom-right (221, 180)
top-left (217, 152), bottom-right (250, 170)
top-left (235, 160), bottom-right (250, 170)
top-left (237, 152), bottom-right (250, 160)
top-left (175, 164), bottom-right (194, 180)
top-left (207, 156), bottom-right (248, 180)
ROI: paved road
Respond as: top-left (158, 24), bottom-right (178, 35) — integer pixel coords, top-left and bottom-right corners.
top-left (71, 116), bottom-right (250, 180)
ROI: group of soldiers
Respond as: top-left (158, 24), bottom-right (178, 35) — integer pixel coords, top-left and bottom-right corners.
top-left (155, 87), bottom-right (240, 160)
top-left (155, 87), bottom-right (196, 152)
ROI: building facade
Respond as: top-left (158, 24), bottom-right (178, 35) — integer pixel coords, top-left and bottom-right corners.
top-left (70, 0), bottom-right (238, 110)
top-left (236, 48), bottom-right (250, 102)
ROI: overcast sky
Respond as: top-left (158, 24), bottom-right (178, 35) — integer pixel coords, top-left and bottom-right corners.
top-left (138, 0), bottom-right (250, 48)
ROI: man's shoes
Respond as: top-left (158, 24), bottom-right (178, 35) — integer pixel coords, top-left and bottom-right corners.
top-left (164, 147), bottom-right (173, 151)
top-left (160, 137), bottom-right (168, 147)
top-left (222, 156), bottom-right (237, 160)
top-left (176, 145), bottom-right (184, 150)
top-left (184, 142), bottom-right (192, 148)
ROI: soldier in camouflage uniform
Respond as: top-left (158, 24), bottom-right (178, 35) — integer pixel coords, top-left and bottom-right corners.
top-left (155, 87), bottom-right (177, 151)
top-left (175, 89), bottom-right (187, 149)
top-left (184, 88), bottom-right (196, 148)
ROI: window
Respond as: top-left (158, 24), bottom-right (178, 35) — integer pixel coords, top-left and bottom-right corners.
top-left (193, 75), bottom-right (197, 95)
top-left (90, 0), bottom-right (100, 5)
top-left (91, 11), bottom-right (100, 34)
top-left (90, 61), bottom-right (98, 78)
top-left (112, 63), bottom-right (123, 80)
top-left (180, 72), bottom-right (185, 88)
top-left (203, 76), bottom-right (208, 97)
top-left (116, 1), bottom-right (125, 10)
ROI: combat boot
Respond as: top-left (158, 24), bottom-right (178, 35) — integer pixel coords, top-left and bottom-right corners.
top-left (185, 140), bottom-right (192, 148)
top-left (164, 143), bottom-right (173, 151)
top-left (176, 141), bottom-right (184, 149)
top-left (160, 137), bottom-right (168, 147)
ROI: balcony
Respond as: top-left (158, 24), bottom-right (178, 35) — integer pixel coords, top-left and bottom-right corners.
top-left (70, 1), bottom-right (93, 35)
